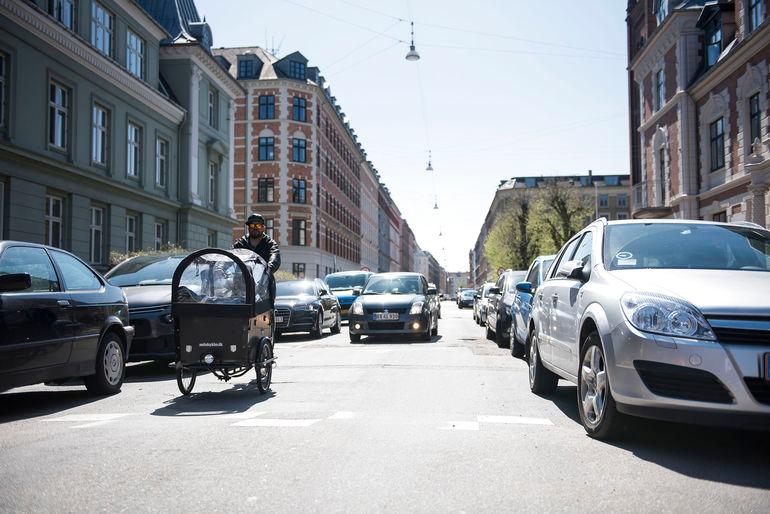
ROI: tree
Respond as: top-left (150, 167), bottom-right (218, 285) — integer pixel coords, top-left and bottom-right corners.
top-left (531, 180), bottom-right (594, 252)
top-left (484, 194), bottom-right (539, 275)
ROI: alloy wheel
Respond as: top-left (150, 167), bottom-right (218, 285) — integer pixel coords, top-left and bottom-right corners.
top-left (528, 334), bottom-right (538, 387)
top-left (580, 345), bottom-right (607, 428)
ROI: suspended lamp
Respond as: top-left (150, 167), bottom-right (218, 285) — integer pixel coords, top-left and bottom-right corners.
top-left (405, 21), bottom-right (420, 61)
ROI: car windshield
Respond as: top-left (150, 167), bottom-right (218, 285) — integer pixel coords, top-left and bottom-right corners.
top-left (276, 281), bottom-right (316, 296)
top-left (604, 223), bottom-right (770, 271)
top-left (509, 272), bottom-right (527, 283)
top-left (326, 273), bottom-right (369, 290)
top-left (462, 291), bottom-right (475, 298)
top-left (363, 275), bottom-right (422, 295)
top-left (105, 255), bottom-right (183, 287)
top-left (542, 259), bottom-right (555, 277)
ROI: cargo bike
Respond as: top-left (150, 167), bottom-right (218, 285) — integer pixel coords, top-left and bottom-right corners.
top-left (171, 248), bottom-right (275, 395)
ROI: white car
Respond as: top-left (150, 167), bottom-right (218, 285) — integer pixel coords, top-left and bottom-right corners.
top-left (473, 282), bottom-right (495, 326)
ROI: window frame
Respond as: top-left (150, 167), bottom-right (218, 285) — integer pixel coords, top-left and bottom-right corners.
top-left (265, 218), bottom-right (274, 239)
top-left (710, 117), bottom-right (725, 171)
top-left (288, 60), bottom-right (306, 80)
top-left (207, 87), bottom-right (218, 129)
top-left (49, 0), bottom-right (75, 30)
top-left (45, 194), bottom-right (64, 249)
top-left (292, 137), bottom-right (306, 163)
top-left (125, 214), bottom-right (137, 253)
top-left (655, 0), bottom-right (668, 25)
top-left (292, 178), bottom-right (307, 204)
top-left (292, 262), bottom-right (306, 278)
top-left (126, 28), bottom-right (145, 79)
top-left (0, 52), bottom-right (6, 130)
top-left (617, 194), bottom-right (628, 208)
top-left (90, 1), bottom-right (114, 57)
top-left (127, 120), bottom-right (142, 178)
top-left (292, 219), bottom-right (307, 246)
top-left (598, 194), bottom-right (609, 208)
top-left (237, 59), bottom-right (254, 79)
top-left (292, 96), bottom-right (306, 122)
top-left (258, 136), bottom-right (275, 161)
top-left (257, 177), bottom-right (274, 202)
top-left (48, 81), bottom-right (69, 151)
top-left (654, 69), bottom-right (665, 111)
top-left (749, 0), bottom-right (763, 32)
top-left (91, 103), bottom-right (109, 167)
top-left (749, 92), bottom-right (761, 146)
top-left (258, 95), bottom-right (275, 119)
top-left (659, 146), bottom-right (667, 200)
top-left (208, 160), bottom-right (218, 207)
top-left (155, 136), bottom-right (168, 187)
top-left (704, 15), bottom-right (722, 69)
top-left (154, 221), bottom-right (165, 251)
top-left (207, 230), bottom-right (217, 248)
top-left (89, 206), bottom-right (104, 264)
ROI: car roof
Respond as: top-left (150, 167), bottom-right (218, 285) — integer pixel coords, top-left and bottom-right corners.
top-left (326, 270), bottom-right (372, 276)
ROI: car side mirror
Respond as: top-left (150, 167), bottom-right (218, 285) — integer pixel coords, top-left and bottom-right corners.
top-left (515, 281), bottom-right (532, 294)
top-left (474, 294), bottom-right (480, 299)
top-left (319, 289), bottom-right (328, 296)
top-left (426, 287), bottom-right (437, 295)
top-left (0, 273), bottom-right (31, 292)
top-left (557, 260), bottom-right (586, 281)
top-left (352, 286), bottom-right (362, 296)
top-left (488, 286), bottom-right (501, 295)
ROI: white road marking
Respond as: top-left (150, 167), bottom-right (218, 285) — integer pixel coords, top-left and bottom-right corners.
top-left (70, 420), bottom-right (115, 429)
top-left (231, 418), bottom-right (321, 428)
top-left (328, 411), bottom-right (355, 420)
top-left (439, 421), bottom-right (480, 431)
top-left (221, 411), bottom-right (265, 419)
top-left (477, 415), bottom-right (554, 426)
top-left (43, 414), bottom-right (131, 423)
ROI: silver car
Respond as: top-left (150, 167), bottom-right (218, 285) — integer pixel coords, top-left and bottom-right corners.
top-left (473, 282), bottom-right (495, 326)
top-left (527, 219), bottom-right (770, 439)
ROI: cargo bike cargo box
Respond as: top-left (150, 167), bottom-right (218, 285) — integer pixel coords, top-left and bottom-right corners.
top-left (171, 248), bottom-right (274, 395)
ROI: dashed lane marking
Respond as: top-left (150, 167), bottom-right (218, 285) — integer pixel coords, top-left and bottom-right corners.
top-left (41, 414), bottom-right (131, 429)
top-left (477, 415), bottom-right (554, 426)
top-left (231, 418), bottom-right (321, 428)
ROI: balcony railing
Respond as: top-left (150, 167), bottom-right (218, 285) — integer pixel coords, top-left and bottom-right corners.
top-left (633, 182), bottom-right (648, 211)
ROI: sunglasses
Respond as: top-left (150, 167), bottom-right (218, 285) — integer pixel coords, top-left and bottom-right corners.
top-left (247, 223), bottom-right (265, 230)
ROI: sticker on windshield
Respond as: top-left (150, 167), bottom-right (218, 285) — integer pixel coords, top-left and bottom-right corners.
top-left (616, 251), bottom-right (633, 260)
top-left (617, 259), bottom-right (637, 266)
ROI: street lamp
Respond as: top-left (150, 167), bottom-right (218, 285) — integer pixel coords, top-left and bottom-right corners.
top-left (405, 22), bottom-right (420, 61)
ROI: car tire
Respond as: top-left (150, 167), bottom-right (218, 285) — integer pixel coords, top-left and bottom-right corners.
top-left (84, 332), bottom-right (125, 395)
top-left (431, 317), bottom-right (438, 337)
top-left (310, 311), bottom-right (323, 339)
top-left (495, 321), bottom-right (509, 349)
top-left (350, 333), bottom-right (361, 343)
top-left (485, 321), bottom-right (495, 341)
top-left (331, 312), bottom-right (341, 334)
top-left (510, 322), bottom-right (525, 358)
top-left (527, 329), bottom-right (558, 395)
top-left (420, 328), bottom-right (432, 341)
top-left (577, 332), bottom-right (625, 440)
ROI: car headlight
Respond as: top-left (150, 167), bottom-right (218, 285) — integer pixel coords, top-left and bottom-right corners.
top-left (351, 301), bottom-right (364, 316)
top-left (620, 292), bottom-right (715, 340)
top-left (409, 301), bottom-right (424, 315)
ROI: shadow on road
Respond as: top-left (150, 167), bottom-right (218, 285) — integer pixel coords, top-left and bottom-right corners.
top-left (124, 360), bottom-right (178, 383)
top-left (351, 335), bottom-right (443, 345)
top-left (0, 389), bottom-right (103, 424)
top-left (548, 384), bottom-right (770, 489)
top-left (151, 384), bottom-right (276, 417)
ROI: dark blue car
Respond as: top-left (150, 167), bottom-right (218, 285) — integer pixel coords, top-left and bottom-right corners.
top-left (510, 254), bottom-right (555, 358)
top-left (325, 271), bottom-right (373, 320)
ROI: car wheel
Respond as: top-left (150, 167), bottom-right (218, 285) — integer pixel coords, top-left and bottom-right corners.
top-left (578, 332), bottom-right (625, 440)
top-left (350, 333), bottom-right (361, 343)
top-left (84, 332), bottom-right (125, 395)
top-left (485, 320), bottom-right (495, 341)
top-left (510, 322), bottom-right (525, 358)
top-left (431, 316), bottom-right (438, 337)
top-left (527, 329), bottom-right (558, 395)
top-left (331, 312), bottom-right (341, 334)
top-left (420, 327), bottom-right (432, 341)
top-left (495, 321), bottom-right (509, 349)
top-left (255, 340), bottom-right (273, 394)
top-left (310, 311), bottom-right (323, 339)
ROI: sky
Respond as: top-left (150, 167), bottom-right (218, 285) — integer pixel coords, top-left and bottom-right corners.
top-left (196, 0), bottom-right (630, 271)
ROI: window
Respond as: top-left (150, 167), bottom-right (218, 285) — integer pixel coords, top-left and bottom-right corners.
top-left (292, 178), bottom-right (306, 203)
top-left (49, 0), bottom-right (75, 29)
top-left (208, 161), bottom-right (218, 207)
top-left (154, 221), bottom-right (164, 251)
top-left (125, 215), bottom-right (137, 252)
top-left (750, 93), bottom-right (761, 147)
top-left (292, 219), bottom-right (307, 246)
top-left (0, 53), bottom-right (6, 128)
top-left (238, 59), bottom-right (254, 79)
top-left (89, 207), bottom-right (104, 264)
top-left (659, 147), bottom-right (667, 200)
top-left (91, 2), bottom-right (113, 57)
top-left (0, 182), bottom-right (4, 238)
top-left (749, 0), bottom-right (763, 32)
top-left (265, 218), bottom-right (274, 239)
top-left (258, 137), bottom-right (274, 161)
top-left (0, 247), bottom-right (60, 293)
top-left (257, 178), bottom-right (274, 202)
top-left (525, 262), bottom-right (541, 289)
top-left (655, 0), bottom-right (668, 25)
top-left (705, 16), bottom-right (722, 68)
top-left (654, 69), bottom-right (665, 111)
top-left (207, 230), bottom-right (217, 247)
top-left (618, 194), bottom-right (628, 208)
top-left (617, 213), bottom-right (629, 220)
top-left (258, 95), bottom-right (274, 119)
top-left (710, 117), bottom-right (725, 171)
top-left (713, 211), bottom-right (727, 223)
top-left (292, 263), bottom-right (306, 278)
top-left (572, 232), bottom-right (594, 268)
top-left (155, 137), bottom-right (168, 187)
top-left (51, 251), bottom-right (102, 291)
top-left (599, 194), bottom-right (609, 208)
top-left (45, 195), bottom-right (64, 248)
top-left (293, 97), bottom-right (306, 122)
top-left (48, 81), bottom-right (69, 150)
top-left (288, 60), bottom-right (306, 80)
top-left (91, 104), bottom-right (109, 166)
top-left (126, 29), bottom-right (145, 79)
top-left (292, 138), bottom-right (306, 162)
top-left (208, 88), bottom-right (218, 128)
top-left (550, 236), bottom-right (581, 279)
top-left (127, 122), bottom-right (142, 177)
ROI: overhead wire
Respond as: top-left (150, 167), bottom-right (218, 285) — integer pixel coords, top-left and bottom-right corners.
top-left (325, 19), bottom-right (404, 69)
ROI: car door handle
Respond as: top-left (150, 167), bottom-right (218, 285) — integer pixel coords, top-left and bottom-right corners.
top-left (551, 294), bottom-right (558, 306)
top-left (57, 300), bottom-right (71, 307)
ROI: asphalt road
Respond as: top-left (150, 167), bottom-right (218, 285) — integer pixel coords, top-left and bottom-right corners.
top-left (2, 303), bottom-right (769, 513)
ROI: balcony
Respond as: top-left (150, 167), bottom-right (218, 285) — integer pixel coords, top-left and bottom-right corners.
top-left (631, 181), bottom-right (672, 219)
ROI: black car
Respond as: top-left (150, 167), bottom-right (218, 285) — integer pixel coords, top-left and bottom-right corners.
top-left (105, 253), bottom-right (184, 362)
top-left (348, 272), bottom-right (439, 342)
top-left (274, 279), bottom-right (341, 338)
top-left (0, 241), bottom-right (134, 394)
top-left (457, 289), bottom-right (476, 309)
top-left (485, 269), bottom-right (527, 349)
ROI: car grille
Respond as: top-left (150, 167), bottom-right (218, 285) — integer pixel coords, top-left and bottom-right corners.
top-left (291, 311), bottom-right (316, 325)
top-left (744, 378), bottom-right (770, 405)
top-left (275, 308), bottom-right (291, 329)
top-left (368, 322), bottom-right (405, 331)
top-left (129, 305), bottom-right (168, 315)
top-left (634, 360), bottom-right (734, 404)
top-left (364, 307), bottom-right (408, 315)
top-left (707, 317), bottom-right (770, 346)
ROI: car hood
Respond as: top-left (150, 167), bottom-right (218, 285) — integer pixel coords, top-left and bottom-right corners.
top-left (122, 285), bottom-right (171, 308)
top-left (331, 289), bottom-right (356, 299)
top-left (610, 269), bottom-right (770, 316)
top-left (275, 295), bottom-right (316, 307)
top-left (357, 294), bottom-right (422, 309)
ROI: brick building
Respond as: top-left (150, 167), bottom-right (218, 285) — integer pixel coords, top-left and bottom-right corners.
top-left (627, 0), bottom-right (770, 226)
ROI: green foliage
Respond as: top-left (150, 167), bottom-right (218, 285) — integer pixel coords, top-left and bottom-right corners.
top-left (532, 180), bottom-right (594, 251)
top-left (274, 270), bottom-right (296, 283)
top-left (484, 195), bottom-right (539, 275)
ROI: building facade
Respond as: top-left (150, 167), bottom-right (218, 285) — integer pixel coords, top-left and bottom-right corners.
top-left (0, 0), bottom-right (237, 271)
top-left (469, 172), bottom-right (631, 286)
top-left (627, 0), bottom-right (770, 227)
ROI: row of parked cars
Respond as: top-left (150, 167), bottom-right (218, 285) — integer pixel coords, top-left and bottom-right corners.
top-left (470, 219), bottom-right (770, 439)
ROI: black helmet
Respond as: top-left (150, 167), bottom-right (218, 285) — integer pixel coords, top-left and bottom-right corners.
top-left (245, 213), bottom-right (265, 225)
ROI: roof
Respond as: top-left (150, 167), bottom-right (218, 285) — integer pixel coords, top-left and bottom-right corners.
top-left (136, 0), bottom-right (213, 49)
top-left (212, 46), bottom-right (316, 83)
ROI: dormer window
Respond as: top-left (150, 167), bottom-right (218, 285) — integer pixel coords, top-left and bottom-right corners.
top-left (655, 0), bottom-right (668, 26)
top-left (289, 61), bottom-right (306, 80)
top-left (238, 58), bottom-right (255, 79)
top-left (704, 15), bottom-right (722, 68)
top-left (749, 0), bottom-right (763, 32)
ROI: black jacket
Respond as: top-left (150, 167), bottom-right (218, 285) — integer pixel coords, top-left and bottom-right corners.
top-left (232, 234), bottom-right (281, 274)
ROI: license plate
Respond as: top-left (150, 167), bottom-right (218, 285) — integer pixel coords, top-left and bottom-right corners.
top-left (373, 312), bottom-right (399, 321)
top-left (275, 316), bottom-right (284, 323)
top-left (765, 353), bottom-right (770, 382)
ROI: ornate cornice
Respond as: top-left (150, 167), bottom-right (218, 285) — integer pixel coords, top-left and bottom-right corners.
top-left (160, 45), bottom-right (245, 99)
top-left (1, 0), bottom-right (185, 124)
top-left (631, 12), bottom-right (699, 80)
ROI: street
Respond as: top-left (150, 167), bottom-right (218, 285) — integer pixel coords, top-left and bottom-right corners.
top-left (1, 303), bottom-right (769, 513)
